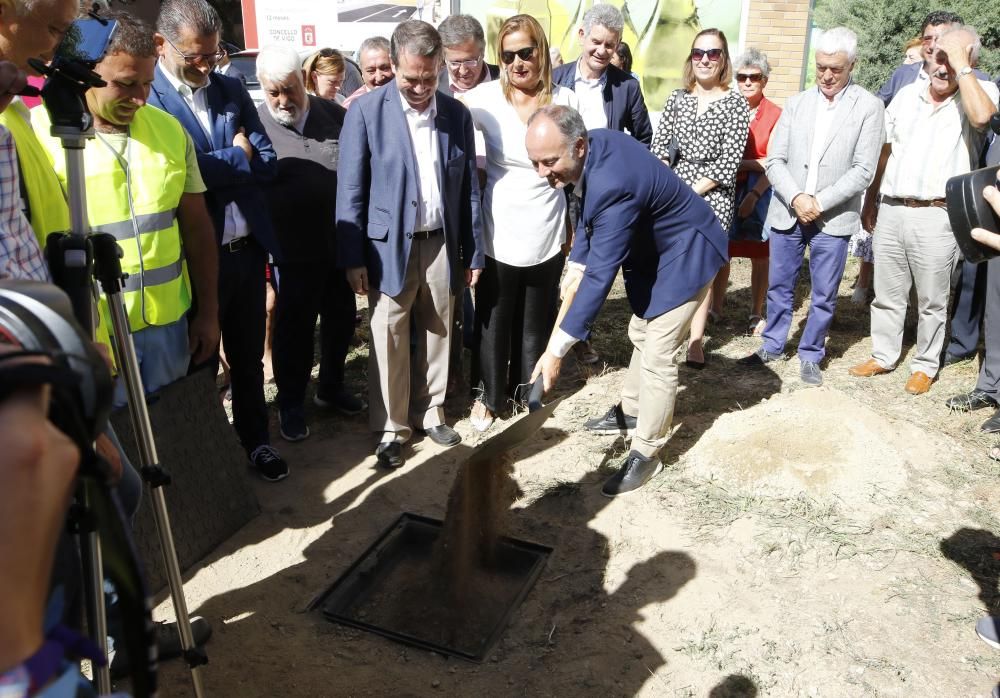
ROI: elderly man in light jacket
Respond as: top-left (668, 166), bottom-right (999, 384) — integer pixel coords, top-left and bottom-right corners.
top-left (739, 27), bottom-right (885, 387)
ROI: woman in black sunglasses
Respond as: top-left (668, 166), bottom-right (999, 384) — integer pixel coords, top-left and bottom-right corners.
top-left (650, 28), bottom-right (750, 369)
top-left (460, 14), bottom-right (580, 432)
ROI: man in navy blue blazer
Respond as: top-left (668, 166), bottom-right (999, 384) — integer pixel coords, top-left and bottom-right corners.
top-left (148, 0), bottom-right (289, 482)
top-left (528, 106), bottom-right (726, 497)
top-left (551, 4), bottom-right (651, 145)
top-left (337, 21), bottom-right (484, 470)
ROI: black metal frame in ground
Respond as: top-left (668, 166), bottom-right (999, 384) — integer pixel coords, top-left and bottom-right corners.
top-left (312, 512), bottom-right (552, 662)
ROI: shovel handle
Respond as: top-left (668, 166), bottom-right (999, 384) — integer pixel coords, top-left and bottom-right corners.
top-left (527, 375), bottom-right (545, 412)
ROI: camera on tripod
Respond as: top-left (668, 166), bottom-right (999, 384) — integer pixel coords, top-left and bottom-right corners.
top-left (947, 114), bottom-right (1000, 264)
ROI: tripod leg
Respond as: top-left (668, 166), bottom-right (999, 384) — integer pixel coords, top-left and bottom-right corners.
top-left (78, 510), bottom-right (112, 693)
top-left (98, 270), bottom-right (207, 697)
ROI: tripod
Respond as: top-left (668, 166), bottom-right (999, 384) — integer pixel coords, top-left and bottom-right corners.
top-left (39, 64), bottom-right (207, 696)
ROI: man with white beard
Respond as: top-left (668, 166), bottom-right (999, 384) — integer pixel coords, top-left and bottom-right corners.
top-left (255, 45), bottom-right (364, 441)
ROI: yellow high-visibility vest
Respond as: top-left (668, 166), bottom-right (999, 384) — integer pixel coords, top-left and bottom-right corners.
top-left (0, 102), bottom-right (70, 245)
top-left (34, 105), bottom-right (191, 332)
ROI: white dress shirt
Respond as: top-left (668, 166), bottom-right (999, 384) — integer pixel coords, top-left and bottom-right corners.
top-left (399, 91), bottom-right (444, 232)
top-left (160, 61), bottom-right (250, 245)
top-left (574, 60), bottom-right (609, 132)
top-left (803, 83), bottom-right (850, 197)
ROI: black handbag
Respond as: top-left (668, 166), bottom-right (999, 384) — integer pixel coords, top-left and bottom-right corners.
top-left (946, 165), bottom-right (1000, 264)
top-left (662, 90), bottom-right (682, 168)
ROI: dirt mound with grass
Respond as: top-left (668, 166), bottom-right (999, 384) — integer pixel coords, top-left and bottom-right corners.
top-left (686, 387), bottom-right (916, 508)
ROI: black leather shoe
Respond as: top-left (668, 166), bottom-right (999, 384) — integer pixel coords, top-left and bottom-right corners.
top-left (943, 352), bottom-right (975, 367)
top-left (738, 347), bottom-right (783, 366)
top-left (601, 451), bottom-right (663, 497)
top-left (584, 404), bottom-right (637, 435)
top-left (946, 389), bottom-right (999, 412)
top-left (982, 409), bottom-right (1000, 434)
top-left (422, 424), bottom-right (462, 447)
top-left (375, 441), bottom-right (405, 468)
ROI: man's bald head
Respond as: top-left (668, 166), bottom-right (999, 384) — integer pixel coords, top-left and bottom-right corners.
top-left (525, 105), bottom-right (588, 190)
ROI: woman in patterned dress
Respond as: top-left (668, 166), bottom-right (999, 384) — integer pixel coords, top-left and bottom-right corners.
top-left (650, 28), bottom-right (750, 367)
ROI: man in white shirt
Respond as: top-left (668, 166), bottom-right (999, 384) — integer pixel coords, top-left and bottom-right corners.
top-left (551, 3), bottom-right (651, 145)
top-left (148, 0), bottom-right (289, 482)
top-left (336, 21), bottom-right (483, 469)
top-left (850, 25), bottom-right (999, 395)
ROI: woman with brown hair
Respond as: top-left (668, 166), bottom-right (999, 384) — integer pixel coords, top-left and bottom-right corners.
top-left (303, 48), bottom-right (347, 104)
top-left (461, 14), bottom-right (579, 431)
top-left (650, 28), bottom-right (749, 368)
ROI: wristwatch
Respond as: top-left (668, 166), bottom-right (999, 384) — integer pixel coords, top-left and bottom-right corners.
top-left (957, 66), bottom-right (974, 78)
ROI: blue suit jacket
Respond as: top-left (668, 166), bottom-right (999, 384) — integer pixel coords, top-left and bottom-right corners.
top-left (147, 66), bottom-right (281, 261)
top-left (335, 83), bottom-right (484, 297)
top-left (552, 61), bottom-right (652, 145)
top-left (563, 130), bottom-right (727, 340)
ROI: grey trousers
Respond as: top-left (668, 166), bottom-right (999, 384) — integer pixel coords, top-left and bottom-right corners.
top-left (976, 256), bottom-right (1000, 397)
top-left (870, 203), bottom-right (959, 377)
top-left (620, 283), bottom-right (710, 458)
top-left (367, 235), bottom-right (453, 443)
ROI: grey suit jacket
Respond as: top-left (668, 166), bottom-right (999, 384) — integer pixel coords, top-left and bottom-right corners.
top-left (765, 83), bottom-right (885, 237)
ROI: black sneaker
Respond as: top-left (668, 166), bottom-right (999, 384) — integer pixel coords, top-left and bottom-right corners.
top-left (601, 451), bottom-right (663, 497)
top-left (279, 406), bottom-right (310, 442)
top-left (738, 347), bottom-right (784, 366)
top-left (314, 389), bottom-right (366, 416)
top-left (250, 445), bottom-right (289, 482)
top-left (584, 404), bottom-right (637, 435)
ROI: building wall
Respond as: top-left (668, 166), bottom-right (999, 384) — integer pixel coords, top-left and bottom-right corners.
top-left (742, 0), bottom-right (812, 105)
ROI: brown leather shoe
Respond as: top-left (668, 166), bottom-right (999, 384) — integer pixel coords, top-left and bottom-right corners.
top-left (849, 358), bottom-right (892, 377)
top-left (904, 371), bottom-right (935, 395)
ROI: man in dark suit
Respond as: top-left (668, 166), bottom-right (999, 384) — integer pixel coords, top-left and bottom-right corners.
top-left (551, 3), bottom-right (651, 145)
top-left (147, 0), bottom-right (289, 482)
top-left (528, 105), bottom-right (727, 497)
top-left (337, 20), bottom-right (484, 469)
top-left (436, 14), bottom-right (499, 96)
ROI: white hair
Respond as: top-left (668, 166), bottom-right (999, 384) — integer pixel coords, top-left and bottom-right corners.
top-left (814, 27), bottom-right (858, 63)
top-left (582, 4), bottom-right (624, 38)
top-left (256, 45), bottom-right (304, 85)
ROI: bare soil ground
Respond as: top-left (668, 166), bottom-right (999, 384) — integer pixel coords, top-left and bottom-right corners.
top-left (150, 257), bottom-right (1000, 697)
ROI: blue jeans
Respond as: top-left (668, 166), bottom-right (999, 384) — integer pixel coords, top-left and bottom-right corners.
top-left (111, 317), bottom-right (190, 408)
top-left (762, 223), bottom-right (849, 364)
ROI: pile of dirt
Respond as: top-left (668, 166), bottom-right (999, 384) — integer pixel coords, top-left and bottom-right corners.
top-left (686, 387), bottom-right (912, 507)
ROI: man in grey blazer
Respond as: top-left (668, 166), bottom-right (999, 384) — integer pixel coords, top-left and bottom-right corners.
top-left (337, 20), bottom-right (484, 469)
top-left (740, 27), bottom-right (884, 387)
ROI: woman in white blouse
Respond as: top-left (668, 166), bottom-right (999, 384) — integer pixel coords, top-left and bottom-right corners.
top-left (462, 14), bottom-right (579, 431)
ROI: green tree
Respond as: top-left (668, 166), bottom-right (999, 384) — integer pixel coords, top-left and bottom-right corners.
top-left (814, 0), bottom-right (999, 92)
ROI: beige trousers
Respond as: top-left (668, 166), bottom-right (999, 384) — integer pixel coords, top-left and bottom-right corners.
top-left (368, 235), bottom-right (453, 443)
top-left (620, 283), bottom-right (710, 458)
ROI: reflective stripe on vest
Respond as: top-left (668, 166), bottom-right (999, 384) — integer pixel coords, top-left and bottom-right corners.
top-left (33, 105), bottom-right (191, 332)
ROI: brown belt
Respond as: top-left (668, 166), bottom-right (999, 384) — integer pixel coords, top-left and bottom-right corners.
top-left (884, 196), bottom-right (947, 209)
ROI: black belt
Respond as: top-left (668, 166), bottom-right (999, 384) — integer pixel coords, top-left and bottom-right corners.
top-left (883, 196), bottom-right (947, 209)
top-left (407, 228), bottom-right (443, 240)
top-left (223, 236), bottom-right (250, 253)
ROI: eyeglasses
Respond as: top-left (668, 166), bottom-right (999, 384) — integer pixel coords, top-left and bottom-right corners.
top-left (500, 46), bottom-right (537, 64)
top-left (736, 72), bottom-right (763, 83)
top-left (163, 35), bottom-right (224, 66)
top-left (690, 48), bottom-right (723, 62)
top-left (447, 58), bottom-right (482, 70)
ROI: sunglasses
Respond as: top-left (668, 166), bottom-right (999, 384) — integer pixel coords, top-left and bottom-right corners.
top-left (500, 46), bottom-right (537, 64)
top-left (690, 48), bottom-right (723, 62)
top-left (736, 72), bottom-right (763, 83)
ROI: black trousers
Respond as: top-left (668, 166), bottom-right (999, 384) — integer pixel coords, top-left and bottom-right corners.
top-left (947, 258), bottom-right (987, 359)
top-left (272, 262), bottom-right (356, 410)
top-left (474, 253), bottom-right (563, 413)
top-left (214, 239), bottom-right (269, 453)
